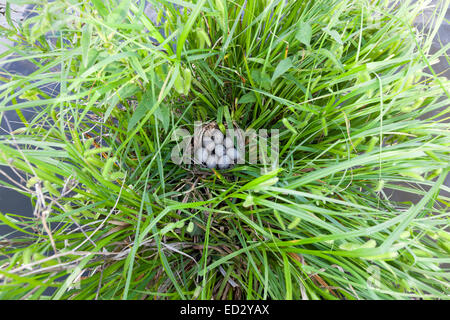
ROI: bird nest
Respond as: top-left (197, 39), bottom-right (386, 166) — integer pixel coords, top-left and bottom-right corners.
top-left (192, 121), bottom-right (245, 170)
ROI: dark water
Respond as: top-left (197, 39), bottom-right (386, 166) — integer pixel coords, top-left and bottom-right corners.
top-left (0, 4), bottom-right (449, 237)
top-left (0, 56), bottom-right (39, 236)
top-left (388, 3), bottom-right (450, 202)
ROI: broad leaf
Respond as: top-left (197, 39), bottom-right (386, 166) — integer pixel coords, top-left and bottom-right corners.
top-left (154, 103), bottom-right (171, 132)
top-left (238, 92), bottom-right (257, 104)
top-left (272, 58), bottom-right (293, 82)
top-left (295, 22), bottom-right (312, 47)
top-left (128, 90), bottom-right (153, 132)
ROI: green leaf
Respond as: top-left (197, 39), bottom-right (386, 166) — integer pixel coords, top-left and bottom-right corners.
top-left (271, 57), bottom-right (293, 82)
top-left (91, 0), bottom-right (108, 17)
top-left (339, 239), bottom-right (377, 251)
top-left (243, 194), bottom-right (254, 208)
top-left (195, 27), bottom-right (211, 48)
top-left (251, 69), bottom-right (271, 90)
top-left (0, 212), bottom-right (36, 236)
top-left (322, 27), bottom-right (343, 45)
top-left (107, 0), bottom-right (131, 24)
top-left (183, 68), bottom-right (192, 95)
top-left (154, 103), bottom-right (171, 132)
top-left (109, 171), bottom-right (125, 181)
top-left (81, 24), bottom-right (92, 68)
top-left (53, 255), bottom-right (93, 299)
top-left (173, 69), bottom-right (184, 94)
top-left (316, 48), bottom-right (344, 71)
top-left (19, 89), bottom-right (40, 101)
top-left (176, 0), bottom-right (207, 61)
top-left (102, 157), bottom-right (116, 179)
top-left (217, 105), bottom-right (224, 124)
top-left (282, 253), bottom-right (292, 299)
top-left (130, 56), bottom-right (149, 83)
top-left (287, 217), bottom-right (301, 230)
top-left (117, 83), bottom-right (140, 100)
top-left (282, 117), bottom-right (298, 134)
top-left (186, 222), bottom-right (195, 233)
top-left (295, 21), bottom-right (312, 47)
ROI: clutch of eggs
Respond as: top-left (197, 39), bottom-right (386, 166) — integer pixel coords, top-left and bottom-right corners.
top-left (195, 129), bottom-right (240, 169)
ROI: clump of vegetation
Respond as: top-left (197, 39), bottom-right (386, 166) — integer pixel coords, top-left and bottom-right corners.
top-left (0, 0), bottom-right (449, 299)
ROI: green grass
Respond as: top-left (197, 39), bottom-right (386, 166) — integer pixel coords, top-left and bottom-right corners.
top-left (0, 0), bottom-right (449, 300)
